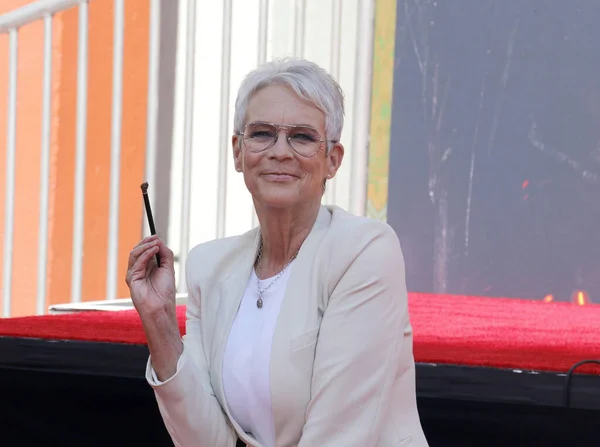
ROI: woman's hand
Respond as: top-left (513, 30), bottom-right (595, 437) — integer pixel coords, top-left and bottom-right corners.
top-left (126, 235), bottom-right (183, 380)
top-left (125, 235), bottom-right (176, 318)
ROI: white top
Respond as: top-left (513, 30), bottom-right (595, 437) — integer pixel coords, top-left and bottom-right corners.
top-left (222, 263), bottom-right (293, 447)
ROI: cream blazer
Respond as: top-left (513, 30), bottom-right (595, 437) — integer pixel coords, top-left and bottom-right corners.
top-left (146, 205), bottom-right (429, 447)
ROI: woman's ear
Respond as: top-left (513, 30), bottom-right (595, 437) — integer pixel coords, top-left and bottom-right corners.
top-left (326, 142), bottom-right (344, 178)
top-left (232, 134), bottom-right (243, 172)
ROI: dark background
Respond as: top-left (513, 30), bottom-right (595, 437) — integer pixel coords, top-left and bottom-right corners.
top-left (2, 338), bottom-right (599, 447)
top-left (387, 0), bottom-right (600, 302)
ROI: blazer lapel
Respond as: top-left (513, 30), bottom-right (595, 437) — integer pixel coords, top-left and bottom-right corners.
top-left (210, 229), bottom-right (261, 441)
top-left (270, 206), bottom-right (332, 444)
top-left (273, 206), bottom-right (332, 343)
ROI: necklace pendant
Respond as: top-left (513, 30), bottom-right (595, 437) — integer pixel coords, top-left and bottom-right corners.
top-left (257, 298), bottom-right (263, 309)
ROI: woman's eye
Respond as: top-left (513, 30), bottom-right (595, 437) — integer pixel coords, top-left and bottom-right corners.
top-left (292, 133), bottom-right (316, 141)
top-left (251, 131), bottom-right (274, 138)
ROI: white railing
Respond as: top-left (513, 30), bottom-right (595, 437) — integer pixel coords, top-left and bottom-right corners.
top-left (70, 0), bottom-right (89, 308)
top-left (0, 0), bottom-right (161, 317)
top-left (169, 0), bottom-right (375, 292)
top-left (0, 0), bottom-right (90, 317)
top-left (1, 24), bottom-right (18, 318)
top-left (1, 0), bottom-right (375, 316)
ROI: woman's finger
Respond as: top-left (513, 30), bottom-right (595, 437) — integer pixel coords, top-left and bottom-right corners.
top-left (135, 234), bottom-right (157, 247)
top-left (126, 245), bottom-right (158, 286)
top-left (130, 235), bottom-right (158, 256)
top-left (154, 238), bottom-right (176, 273)
top-left (127, 239), bottom-right (159, 270)
top-left (126, 245), bottom-right (159, 285)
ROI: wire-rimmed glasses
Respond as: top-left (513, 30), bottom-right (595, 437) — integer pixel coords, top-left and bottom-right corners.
top-left (238, 121), bottom-right (337, 158)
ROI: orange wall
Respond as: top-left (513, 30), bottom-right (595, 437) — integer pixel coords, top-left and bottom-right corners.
top-left (0, 0), bottom-right (149, 317)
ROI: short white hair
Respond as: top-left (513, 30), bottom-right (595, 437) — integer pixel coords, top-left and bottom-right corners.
top-left (233, 58), bottom-right (345, 150)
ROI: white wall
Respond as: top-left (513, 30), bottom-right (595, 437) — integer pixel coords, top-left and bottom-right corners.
top-left (168, 0), bottom-right (371, 289)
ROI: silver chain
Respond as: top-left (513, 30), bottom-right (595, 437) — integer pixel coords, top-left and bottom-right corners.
top-left (254, 237), bottom-right (298, 309)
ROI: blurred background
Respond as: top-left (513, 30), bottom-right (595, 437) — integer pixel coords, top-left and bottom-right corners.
top-left (1, 0), bottom-right (598, 317)
top-left (387, 0), bottom-right (600, 305)
top-left (0, 0), bottom-right (380, 317)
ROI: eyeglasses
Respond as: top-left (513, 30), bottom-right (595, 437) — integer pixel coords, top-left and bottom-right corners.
top-left (237, 121), bottom-right (337, 158)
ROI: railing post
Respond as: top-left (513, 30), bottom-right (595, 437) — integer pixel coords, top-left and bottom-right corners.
top-left (250, 0), bottom-right (270, 229)
top-left (216, 0), bottom-right (233, 239)
top-left (2, 29), bottom-right (18, 318)
top-left (177, 0), bottom-right (197, 293)
top-left (293, 0), bottom-right (306, 57)
top-left (323, 0), bottom-right (342, 206)
top-left (70, 0), bottom-right (89, 304)
top-left (350, 0), bottom-right (376, 217)
top-left (36, 14), bottom-right (54, 315)
top-left (142, 0), bottom-right (161, 238)
top-left (106, 0), bottom-right (125, 301)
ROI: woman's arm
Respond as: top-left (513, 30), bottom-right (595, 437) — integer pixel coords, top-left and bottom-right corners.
top-left (147, 312), bottom-right (239, 447)
top-left (127, 237), bottom-right (238, 447)
top-left (143, 306), bottom-right (183, 381)
top-left (298, 222), bottom-right (413, 447)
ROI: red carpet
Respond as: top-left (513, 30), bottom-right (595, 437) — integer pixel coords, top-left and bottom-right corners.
top-left (1, 293), bottom-right (599, 375)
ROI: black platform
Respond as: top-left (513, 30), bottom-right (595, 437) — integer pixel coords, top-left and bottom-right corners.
top-left (1, 336), bottom-right (599, 446)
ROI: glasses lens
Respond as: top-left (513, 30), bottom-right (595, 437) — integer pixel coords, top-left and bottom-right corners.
top-left (288, 126), bottom-right (322, 156)
top-left (243, 123), bottom-right (277, 152)
top-left (242, 123), bottom-right (324, 156)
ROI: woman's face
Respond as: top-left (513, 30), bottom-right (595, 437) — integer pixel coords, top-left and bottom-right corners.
top-left (233, 84), bottom-right (343, 211)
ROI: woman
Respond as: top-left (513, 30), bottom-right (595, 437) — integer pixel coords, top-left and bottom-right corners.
top-left (126, 58), bottom-right (428, 447)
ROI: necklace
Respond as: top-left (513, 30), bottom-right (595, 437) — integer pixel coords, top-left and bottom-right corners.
top-left (254, 238), bottom-right (299, 309)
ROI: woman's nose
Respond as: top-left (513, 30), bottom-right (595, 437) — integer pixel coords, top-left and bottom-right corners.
top-left (268, 129), bottom-right (294, 158)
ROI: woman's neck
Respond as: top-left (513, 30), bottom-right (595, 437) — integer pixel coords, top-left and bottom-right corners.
top-left (255, 201), bottom-right (320, 278)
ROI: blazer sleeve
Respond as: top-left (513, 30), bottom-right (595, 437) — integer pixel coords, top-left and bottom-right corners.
top-left (145, 252), bottom-right (238, 447)
top-left (298, 222), bottom-right (410, 447)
